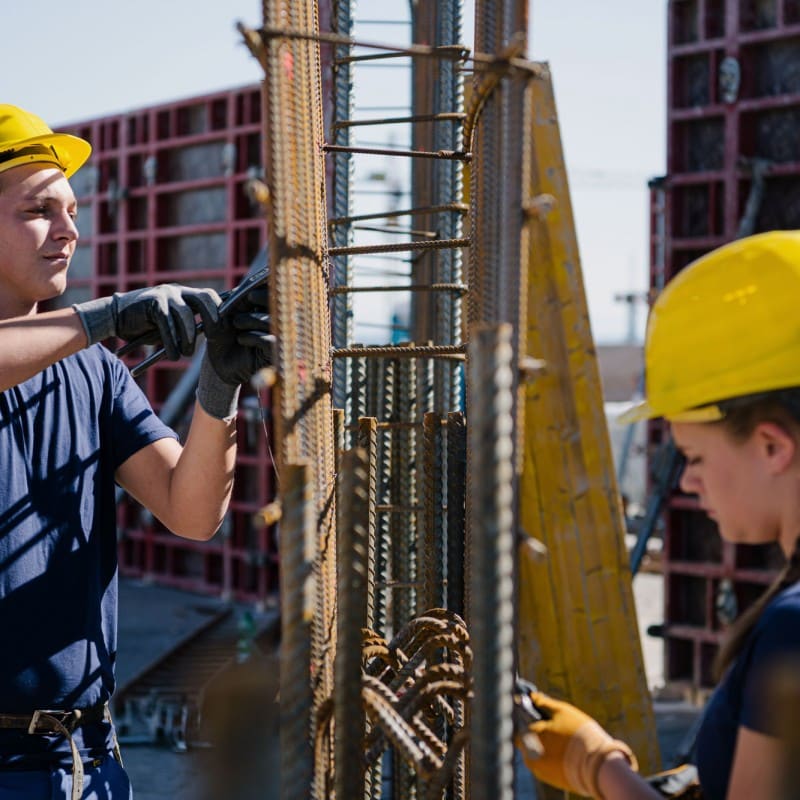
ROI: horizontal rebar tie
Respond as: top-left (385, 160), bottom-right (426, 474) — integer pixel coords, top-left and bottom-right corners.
top-left (333, 112), bottom-right (466, 128)
top-left (344, 421), bottom-right (422, 432)
top-left (332, 344), bottom-right (466, 360)
top-left (323, 143), bottom-right (471, 161)
top-left (253, 24), bottom-right (547, 77)
top-left (328, 203), bottom-right (468, 226)
top-left (329, 238), bottom-right (469, 257)
top-left (330, 283), bottom-right (467, 295)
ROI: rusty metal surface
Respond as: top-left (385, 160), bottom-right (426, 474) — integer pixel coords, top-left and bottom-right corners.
top-left (244, 2), bottom-right (658, 797)
top-left (335, 448), bottom-right (370, 797)
top-left (279, 464), bottom-right (316, 799)
top-left (253, 3), bottom-right (337, 797)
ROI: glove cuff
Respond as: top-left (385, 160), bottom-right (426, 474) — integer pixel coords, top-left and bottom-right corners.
top-left (197, 353), bottom-right (240, 421)
top-left (72, 296), bottom-right (116, 345)
top-left (565, 722), bottom-right (638, 798)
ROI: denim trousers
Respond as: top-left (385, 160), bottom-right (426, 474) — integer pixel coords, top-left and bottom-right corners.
top-left (0, 755), bottom-right (132, 799)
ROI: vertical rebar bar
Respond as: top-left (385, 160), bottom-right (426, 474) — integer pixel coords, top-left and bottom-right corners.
top-left (466, 324), bottom-right (516, 800)
top-left (331, 0), bottom-right (356, 416)
top-left (445, 411), bottom-right (466, 619)
top-left (468, 0), bottom-right (528, 361)
top-left (392, 350), bottom-right (418, 633)
top-left (358, 417), bottom-right (379, 632)
top-left (351, 351), bottom-right (368, 447)
top-left (374, 358), bottom-right (396, 640)
top-left (279, 462), bottom-right (316, 800)
top-left (392, 350), bottom-right (418, 800)
top-left (433, 0), bottom-right (465, 416)
top-left (366, 354), bottom-right (382, 420)
top-left (261, 2), bottom-right (337, 794)
top-left (335, 448), bottom-right (369, 799)
top-left (333, 407), bottom-right (345, 477)
top-left (419, 412), bottom-right (445, 614)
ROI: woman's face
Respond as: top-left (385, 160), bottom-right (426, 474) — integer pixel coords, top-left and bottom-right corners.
top-left (671, 420), bottom-right (781, 547)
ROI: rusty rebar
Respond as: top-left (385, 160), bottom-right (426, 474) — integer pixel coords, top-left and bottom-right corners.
top-left (446, 412), bottom-right (467, 618)
top-left (374, 359), bottom-right (395, 640)
top-left (279, 463), bottom-right (315, 800)
top-left (332, 344), bottom-right (465, 359)
top-left (466, 323), bottom-right (517, 800)
top-left (419, 413), bottom-right (445, 614)
top-left (324, 143), bottom-right (471, 161)
top-left (329, 237), bottom-right (470, 257)
top-left (335, 448), bottom-right (370, 798)
top-left (357, 419), bottom-right (379, 632)
top-left (328, 202), bottom-right (468, 226)
top-left (330, 283), bottom-right (467, 296)
top-left (329, 0), bottom-right (355, 417)
top-left (333, 112), bottom-right (466, 128)
top-left (261, 3), bottom-right (337, 795)
top-left (251, 24), bottom-right (546, 77)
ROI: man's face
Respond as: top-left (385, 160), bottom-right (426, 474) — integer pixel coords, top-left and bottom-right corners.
top-left (0, 163), bottom-right (78, 317)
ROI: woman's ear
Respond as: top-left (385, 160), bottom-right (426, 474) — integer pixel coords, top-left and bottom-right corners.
top-left (753, 421), bottom-right (797, 474)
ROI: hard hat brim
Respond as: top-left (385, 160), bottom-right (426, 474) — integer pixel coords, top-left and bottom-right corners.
top-left (616, 400), bottom-right (725, 425)
top-left (0, 132), bottom-right (91, 179)
top-left (615, 401), bottom-right (651, 425)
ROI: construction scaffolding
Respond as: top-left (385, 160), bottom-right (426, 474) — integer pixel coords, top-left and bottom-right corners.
top-left (238, 0), bottom-right (659, 797)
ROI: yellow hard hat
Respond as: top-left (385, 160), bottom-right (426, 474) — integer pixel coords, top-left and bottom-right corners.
top-left (619, 230), bottom-right (800, 424)
top-left (0, 104), bottom-right (91, 178)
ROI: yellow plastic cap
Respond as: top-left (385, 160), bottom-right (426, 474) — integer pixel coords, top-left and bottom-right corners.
top-left (0, 104), bottom-right (91, 178)
top-left (618, 231), bottom-right (800, 424)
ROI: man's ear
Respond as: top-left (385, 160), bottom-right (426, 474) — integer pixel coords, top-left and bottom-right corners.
top-left (753, 421), bottom-right (797, 474)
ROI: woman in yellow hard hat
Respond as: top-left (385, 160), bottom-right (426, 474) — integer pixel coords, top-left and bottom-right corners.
top-left (518, 230), bottom-right (800, 799)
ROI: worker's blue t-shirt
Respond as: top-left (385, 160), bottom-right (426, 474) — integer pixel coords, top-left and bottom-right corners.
top-left (694, 580), bottom-right (800, 799)
top-left (0, 345), bottom-right (178, 767)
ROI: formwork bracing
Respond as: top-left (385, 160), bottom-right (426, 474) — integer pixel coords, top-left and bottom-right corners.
top-left (239, 0), bottom-right (659, 796)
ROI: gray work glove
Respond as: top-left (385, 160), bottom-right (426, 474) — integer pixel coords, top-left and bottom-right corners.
top-left (73, 285), bottom-right (221, 361)
top-left (196, 287), bottom-right (274, 420)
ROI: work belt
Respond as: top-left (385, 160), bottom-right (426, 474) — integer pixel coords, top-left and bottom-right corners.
top-left (0, 702), bottom-right (121, 800)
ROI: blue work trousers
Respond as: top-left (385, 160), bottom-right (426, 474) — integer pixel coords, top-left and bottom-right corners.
top-left (0, 755), bottom-right (131, 799)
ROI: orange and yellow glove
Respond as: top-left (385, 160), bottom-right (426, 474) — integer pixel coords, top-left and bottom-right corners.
top-left (516, 691), bottom-right (639, 798)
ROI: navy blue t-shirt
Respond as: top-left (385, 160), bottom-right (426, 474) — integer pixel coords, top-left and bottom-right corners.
top-left (0, 345), bottom-right (178, 767)
top-left (695, 580), bottom-right (800, 799)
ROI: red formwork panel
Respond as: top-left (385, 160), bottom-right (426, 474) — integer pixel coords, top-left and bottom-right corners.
top-left (51, 85), bottom-right (279, 604)
top-left (653, 0), bottom-right (800, 692)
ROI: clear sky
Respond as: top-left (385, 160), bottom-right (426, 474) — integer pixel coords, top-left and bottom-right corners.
top-left (4, 1), bottom-right (665, 344)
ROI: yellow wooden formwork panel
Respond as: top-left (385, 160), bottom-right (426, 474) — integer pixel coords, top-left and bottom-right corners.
top-left (517, 64), bottom-right (661, 780)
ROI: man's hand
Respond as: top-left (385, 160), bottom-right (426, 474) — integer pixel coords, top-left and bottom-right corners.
top-left (196, 287), bottom-right (275, 420)
top-left (73, 285), bottom-right (221, 360)
top-left (203, 287), bottom-right (273, 386)
top-left (516, 690), bottom-right (638, 798)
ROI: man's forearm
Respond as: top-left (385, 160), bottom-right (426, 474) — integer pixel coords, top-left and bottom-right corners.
top-left (0, 309), bottom-right (87, 391)
top-left (164, 400), bottom-right (238, 541)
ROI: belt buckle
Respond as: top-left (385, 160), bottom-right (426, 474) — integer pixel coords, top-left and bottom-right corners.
top-left (27, 709), bottom-right (45, 735)
top-left (27, 709), bottom-right (72, 735)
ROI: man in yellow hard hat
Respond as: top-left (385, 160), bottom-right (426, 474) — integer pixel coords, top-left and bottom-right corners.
top-left (0, 104), bottom-right (272, 800)
top-left (518, 231), bottom-right (800, 798)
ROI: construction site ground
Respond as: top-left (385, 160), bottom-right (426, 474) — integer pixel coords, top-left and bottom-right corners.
top-left (116, 572), bottom-right (702, 799)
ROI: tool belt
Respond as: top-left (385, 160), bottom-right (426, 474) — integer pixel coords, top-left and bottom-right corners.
top-left (0, 702), bottom-right (116, 800)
